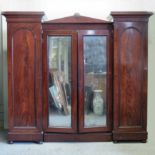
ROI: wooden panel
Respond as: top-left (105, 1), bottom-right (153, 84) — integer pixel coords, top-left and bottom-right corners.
top-left (2, 12), bottom-right (44, 142)
top-left (113, 22), bottom-right (147, 132)
top-left (119, 28), bottom-right (143, 127)
top-left (42, 24), bottom-right (112, 31)
top-left (7, 23), bottom-right (43, 133)
top-left (113, 22), bottom-right (146, 132)
top-left (111, 12), bottom-right (152, 141)
top-left (44, 133), bottom-right (112, 142)
top-left (13, 29), bottom-right (36, 127)
top-left (8, 132), bottom-right (43, 142)
top-left (113, 131), bottom-right (147, 141)
top-left (7, 24), bottom-right (41, 135)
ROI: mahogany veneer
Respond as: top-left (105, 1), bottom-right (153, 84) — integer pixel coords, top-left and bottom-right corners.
top-left (2, 11), bottom-right (152, 143)
top-left (2, 12), bottom-right (44, 143)
top-left (111, 12), bottom-right (152, 142)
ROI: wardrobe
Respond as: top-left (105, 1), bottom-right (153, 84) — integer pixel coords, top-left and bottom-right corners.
top-left (2, 11), bottom-right (152, 143)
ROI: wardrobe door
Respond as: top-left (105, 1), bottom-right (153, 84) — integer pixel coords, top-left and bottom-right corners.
top-left (2, 12), bottom-right (44, 142)
top-left (111, 12), bottom-right (152, 141)
top-left (43, 31), bottom-right (77, 133)
top-left (78, 30), bottom-right (113, 133)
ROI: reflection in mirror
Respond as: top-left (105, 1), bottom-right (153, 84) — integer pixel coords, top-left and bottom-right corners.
top-left (84, 36), bottom-right (107, 128)
top-left (48, 36), bottom-right (72, 128)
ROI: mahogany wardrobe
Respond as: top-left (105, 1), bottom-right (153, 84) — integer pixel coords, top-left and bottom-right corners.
top-left (2, 11), bottom-right (152, 143)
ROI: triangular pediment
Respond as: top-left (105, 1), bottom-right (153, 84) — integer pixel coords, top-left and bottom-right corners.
top-left (44, 14), bottom-right (110, 24)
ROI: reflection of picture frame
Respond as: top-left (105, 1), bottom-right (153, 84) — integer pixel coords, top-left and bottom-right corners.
top-left (49, 70), bottom-right (69, 115)
top-left (49, 85), bottom-right (62, 110)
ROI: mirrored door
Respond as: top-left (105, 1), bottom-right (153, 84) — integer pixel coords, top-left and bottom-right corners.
top-left (78, 30), bottom-right (112, 133)
top-left (43, 31), bottom-right (77, 133)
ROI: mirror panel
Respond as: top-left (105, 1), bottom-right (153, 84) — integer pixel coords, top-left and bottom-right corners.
top-left (48, 36), bottom-right (72, 128)
top-left (83, 36), bottom-right (107, 128)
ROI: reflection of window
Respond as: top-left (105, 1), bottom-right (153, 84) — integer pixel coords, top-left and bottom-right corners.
top-left (84, 36), bottom-right (107, 73)
top-left (51, 37), bottom-right (58, 48)
top-left (48, 36), bottom-right (71, 85)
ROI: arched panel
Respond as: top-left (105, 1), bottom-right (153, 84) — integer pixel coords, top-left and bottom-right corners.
top-left (111, 11), bottom-right (152, 142)
top-left (3, 11), bottom-right (44, 143)
top-left (119, 28), bottom-right (143, 127)
top-left (12, 29), bottom-right (36, 127)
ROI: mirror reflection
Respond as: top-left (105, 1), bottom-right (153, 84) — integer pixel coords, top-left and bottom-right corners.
top-left (48, 36), bottom-right (72, 128)
top-left (84, 36), bottom-right (107, 128)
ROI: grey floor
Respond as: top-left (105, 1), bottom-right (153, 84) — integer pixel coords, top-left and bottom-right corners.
top-left (0, 131), bottom-right (155, 155)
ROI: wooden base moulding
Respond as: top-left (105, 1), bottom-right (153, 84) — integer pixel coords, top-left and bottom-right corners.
top-left (44, 133), bottom-right (112, 142)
